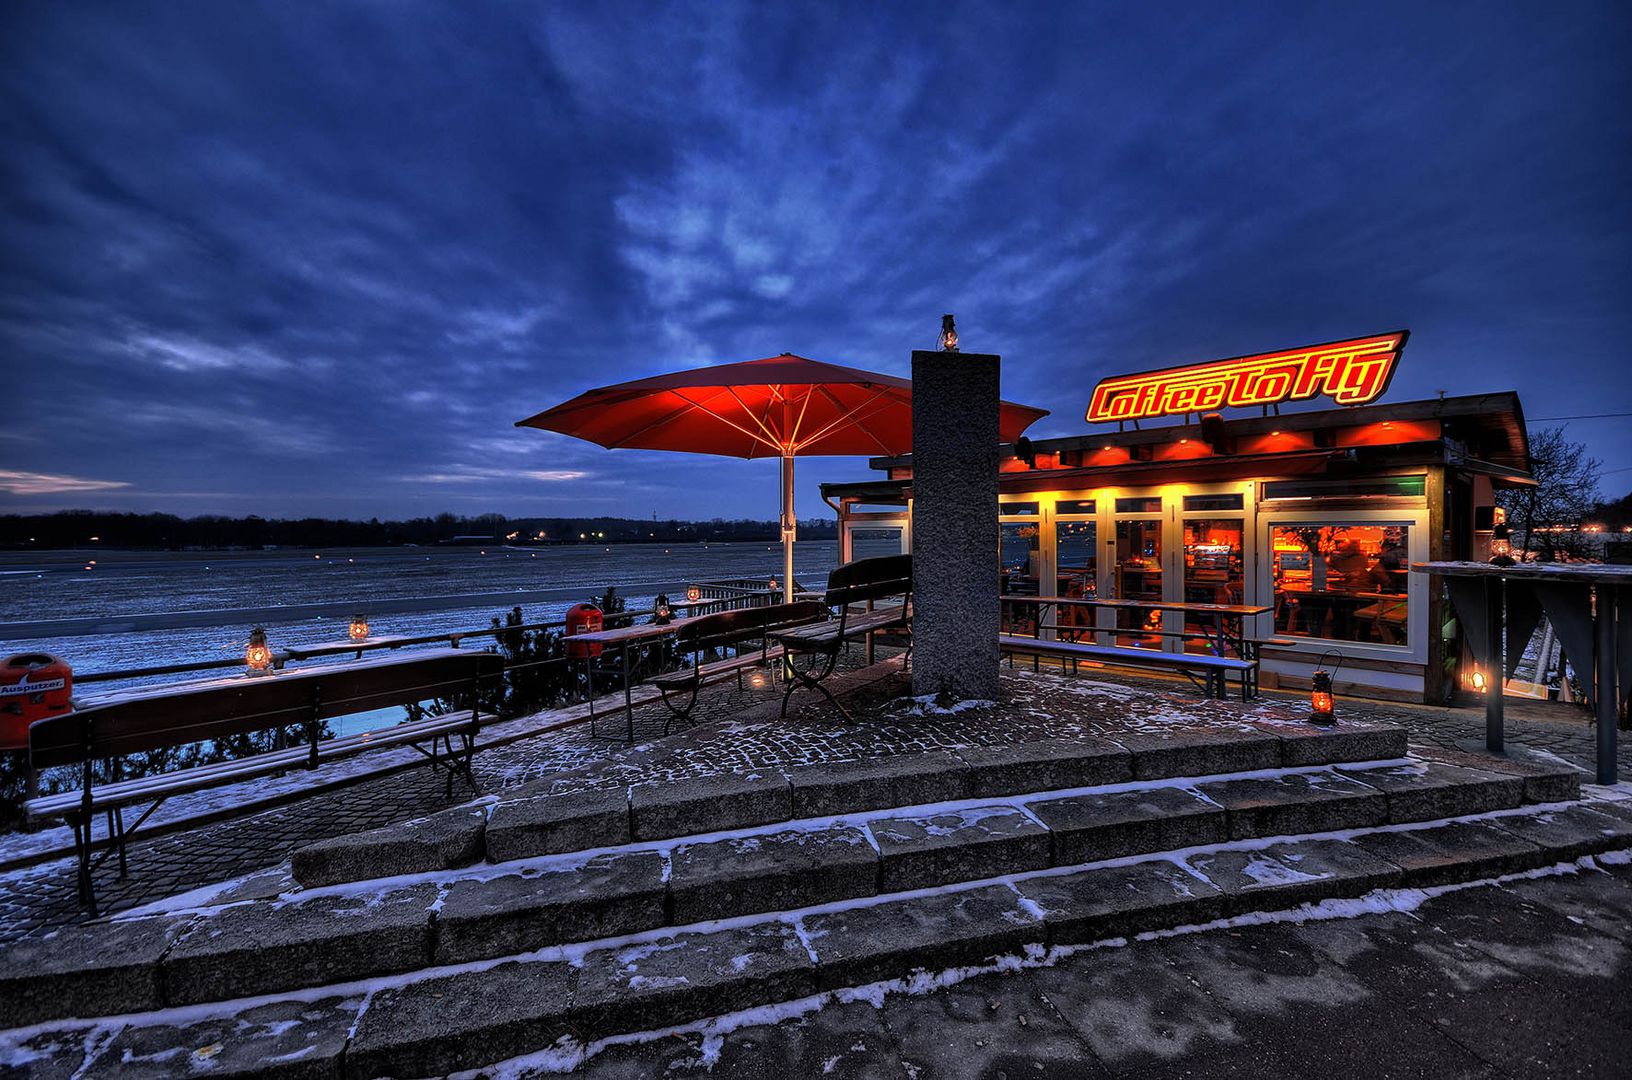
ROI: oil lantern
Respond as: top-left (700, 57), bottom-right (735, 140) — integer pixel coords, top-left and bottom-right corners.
top-left (1309, 649), bottom-right (1341, 726)
top-left (1489, 522), bottom-right (1516, 567)
top-left (348, 613), bottom-right (370, 643)
top-left (686, 584), bottom-right (702, 604)
top-left (654, 593), bottom-right (672, 625)
top-left (246, 627), bottom-right (274, 676)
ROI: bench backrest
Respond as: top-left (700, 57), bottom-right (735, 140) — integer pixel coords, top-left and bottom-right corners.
top-left (676, 601), bottom-right (826, 654)
top-left (28, 649), bottom-right (503, 769)
top-left (824, 553), bottom-right (912, 610)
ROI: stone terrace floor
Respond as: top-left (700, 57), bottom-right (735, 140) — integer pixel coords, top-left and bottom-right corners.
top-left (1, 648), bottom-right (1623, 944)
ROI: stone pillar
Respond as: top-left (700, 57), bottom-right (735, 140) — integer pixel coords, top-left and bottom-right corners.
top-left (910, 349), bottom-right (1001, 701)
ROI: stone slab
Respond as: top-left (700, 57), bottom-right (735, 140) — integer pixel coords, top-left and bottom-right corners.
top-left (290, 804), bottom-right (487, 888)
top-left (162, 883), bottom-right (436, 1005)
top-left (629, 771), bottom-right (792, 841)
top-left (1350, 821), bottom-right (1546, 886)
top-left (668, 825), bottom-right (878, 925)
top-left (572, 921), bottom-right (816, 1040)
top-left (1195, 770), bottom-right (1389, 839)
top-left (1015, 859), bottom-right (1225, 945)
top-left (1027, 785), bottom-right (1227, 865)
top-left (1113, 730), bottom-right (1281, 780)
top-left (1250, 721), bottom-right (1408, 766)
top-left (84, 993), bottom-right (362, 1080)
top-left (0, 915), bottom-right (191, 1027)
top-left (786, 751), bottom-right (972, 818)
top-left (802, 883), bottom-right (1045, 990)
top-left (957, 738), bottom-right (1132, 798)
top-left (434, 849), bottom-right (667, 965)
top-left (347, 959), bottom-right (573, 1079)
top-left (484, 787), bottom-right (631, 862)
top-left (1427, 740), bottom-right (1584, 803)
top-left (1339, 761), bottom-right (1525, 823)
top-left (1492, 805), bottom-right (1632, 862)
top-left (869, 806), bottom-right (1050, 892)
top-left (1185, 838), bottom-right (1403, 914)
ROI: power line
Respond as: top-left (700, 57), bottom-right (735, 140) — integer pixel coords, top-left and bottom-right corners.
top-left (1529, 412), bottom-right (1632, 421)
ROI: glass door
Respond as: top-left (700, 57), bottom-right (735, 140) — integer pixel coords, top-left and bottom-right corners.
top-left (999, 500), bottom-right (1042, 633)
top-left (1111, 494), bottom-right (1165, 648)
top-left (1053, 499), bottom-right (1097, 642)
top-left (1179, 492), bottom-right (1247, 654)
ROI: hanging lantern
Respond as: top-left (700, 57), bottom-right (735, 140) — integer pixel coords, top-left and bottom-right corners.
top-left (686, 584), bottom-right (701, 604)
top-left (1309, 649), bottom-right (1342, 726)
top-left (245, 627), bottom-right (273, 675)
top-left (1489, 522), bottom-right (1516, 567)
top-left (939, 313), bottom-right (959, 352)
top-left (654, 593), bottom-right (672, 625)
top-left (348, 613), bottom-right (370, 643)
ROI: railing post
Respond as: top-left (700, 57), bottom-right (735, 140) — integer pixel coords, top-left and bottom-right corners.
top-left (1485, 576), bottom-right (1504, 753)
top-left (1594, 584), bottom-right (1617, 785)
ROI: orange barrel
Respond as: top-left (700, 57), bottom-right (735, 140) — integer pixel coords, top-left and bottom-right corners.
top-left (564, 604), bottom-right (604, 659)
top-left (1, 653), bottom-right (74, 750)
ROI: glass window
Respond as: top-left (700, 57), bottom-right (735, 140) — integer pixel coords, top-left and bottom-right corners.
top-left (1263, 477), bottom-right (1426, 501)
top-left (1115, 496), bottom-right (1162, 514)
top-left (1182, 519), bottom-right (1245, 653)
top-left (1113, 518), bottom-right (1163, 647)
top-left (1056, 499), bottom-right (1096, 515)
top-left (1000, 500), bottom-right (1040, 516)
top-left (1000, 521), bottom-right (1041, 632)
top-left (1271, 524), bottom-right (1410, 646)
top-left (1183, 493), bottom-right (1244, 512)
top-left (1055, 520), bottom-right (1098, 637)
top-left (848, 526), bottom-right (905, 559)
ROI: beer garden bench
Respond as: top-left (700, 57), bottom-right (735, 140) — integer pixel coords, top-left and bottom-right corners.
top-left (650, 600), bottom-right (828, 729)
top-left (23, 647), bottom-right (503, 914)
top-left (769, 554), bottom-right (912, 719)
top-left (998, 632), bottom-right (1258, 700)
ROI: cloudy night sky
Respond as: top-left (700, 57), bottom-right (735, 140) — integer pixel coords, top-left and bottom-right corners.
top-left (2, 2), bottom-right (1628, 522)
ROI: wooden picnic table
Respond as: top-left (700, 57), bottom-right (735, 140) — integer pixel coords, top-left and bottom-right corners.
top-left (1000, 595), bottom-right (1271, 659)
top-left (569, 615), bottom-right (707, 742)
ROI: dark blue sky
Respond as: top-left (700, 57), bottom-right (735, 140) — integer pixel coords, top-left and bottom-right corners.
top-left (3, 2), bottom-right (1628, 521)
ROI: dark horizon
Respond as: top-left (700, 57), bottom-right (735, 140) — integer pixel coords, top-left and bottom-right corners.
top-left (4, 3), bottom-right (1629, 519)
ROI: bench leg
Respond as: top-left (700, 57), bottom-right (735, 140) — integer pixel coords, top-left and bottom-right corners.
top-left (71, 819), bottom-right (99, 917)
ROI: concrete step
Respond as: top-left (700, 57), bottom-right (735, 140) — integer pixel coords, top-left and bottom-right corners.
top-left (0, 751), bottom-right (1580, 1028)
top-left (290, 723), bottom-right (1420, 888)
top-left (11, 799), bottom-right (1631, 1079)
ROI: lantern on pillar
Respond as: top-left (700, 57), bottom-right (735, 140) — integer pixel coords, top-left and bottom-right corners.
top-left (939, 313), bottom-right (959, 352)
top-left (1309, 649), bottom-right (1342, 726)
top-left (654, 593), bottom-right (672, 625)
top-left (245, 627), bottom-right (273, 676)
top-left (348, 613), bottom-right (370, 642)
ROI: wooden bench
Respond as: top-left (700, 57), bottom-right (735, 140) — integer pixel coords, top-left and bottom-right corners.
top-left (770, 554), bottom-right (912, 719)
top-left (651, 601), bottom-right (827, 729)
top-left (998, 634), bottom-right (1258, 700)
top-left (24, 647), bottom-right (503, 914)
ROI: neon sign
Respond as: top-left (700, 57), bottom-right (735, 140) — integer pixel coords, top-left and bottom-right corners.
top-left (1086, 331), bottom-right (1408, 423)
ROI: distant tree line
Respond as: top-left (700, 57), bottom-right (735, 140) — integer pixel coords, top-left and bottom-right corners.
top-left (0, 510), bottom-right (838, 550)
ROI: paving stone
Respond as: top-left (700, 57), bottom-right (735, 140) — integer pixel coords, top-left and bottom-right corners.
top-left (1027, 785), bottom-right (1227, 865)
top-left (347, 958), bottom-right (573, 1079)
top-left (1113, 730), bottom-right (1281, 780)
top-left (572, 921), bottom-right (816, 1040)
top-left (869, 806), bottom-right (1050, 892)
top-left (801, 884), bottom-right (1045, 990)
top-left (290, 804), bottom-right (487, 888)
top-left (1350, 821), bottom-right (1547, 885)
top-left (1427, 739), bottom-right (1585, 802)
top-left (1338, 761), bottom-right (1524, 823)
top-left (83, 994), bottom-right (361, 1079)
top-left (434, 849), bottom-right (666, 964)
top-left (1195, 770), bottom-right (1389, 839)
top-left (668, 825), bottom-right (878, 924)
top-left (1015, 859), bottom-right (1225, 944)
top-left (1185, 838), bottom-right (1403, 913)
top-left (1252, 721), bottom-right (1408, 766)
top-left (956, 738), bottom-right (1132, 798)
top-left (0, 1026), bottom-right (108, 1080)
top-left (485, 787), bottom-right (631, 862)
top-left (162, 883), bottom-right (436, 1005)
top-left (0, 915), bottom-right (190, 1027)
top-left (1492, 804), bottom-right (1632, 861)
top-left (629, 771), bottom-right (793, 841)
top-left (786, 751), bottom-right (973, 818)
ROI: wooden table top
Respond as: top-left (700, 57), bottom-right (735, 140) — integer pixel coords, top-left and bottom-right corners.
top-left (568, 615), bottom-right (702, 645)
top-left (1412, 560), bottom-right (1632, 585)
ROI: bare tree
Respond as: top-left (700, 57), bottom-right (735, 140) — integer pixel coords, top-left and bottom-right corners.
top-left (1496, 426), bottom-right (1602, 560)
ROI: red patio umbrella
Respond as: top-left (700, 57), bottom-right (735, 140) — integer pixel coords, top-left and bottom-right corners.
top-left (516, 353), bottom-right (1049, 600)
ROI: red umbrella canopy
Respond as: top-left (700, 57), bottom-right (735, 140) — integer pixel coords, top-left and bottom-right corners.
top-left (515, 354), bottom-right (1049, 458)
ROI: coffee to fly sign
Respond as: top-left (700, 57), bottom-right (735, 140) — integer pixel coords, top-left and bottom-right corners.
top-left (1085, 331), bottom-right (1409, 423)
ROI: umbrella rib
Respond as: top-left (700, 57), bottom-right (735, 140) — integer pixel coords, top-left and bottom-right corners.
top-left (723, 385), bottom-right (788, 452)
top-left (786, 383), bottom-right (816, 450)
top-left (793, 385), bottom-right (900, 453)
top-left (603, 392), bottom-right (708, 449)
top-left (673, 388), bottom-right (785, 455)
top-left (839, 389), bottom-right (904, 455)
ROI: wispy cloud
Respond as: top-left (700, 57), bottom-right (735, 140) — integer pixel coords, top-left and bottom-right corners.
top-left (401, 467), bottom-right (591, 485)
top-left (0, 470), bottom-right (132, 495)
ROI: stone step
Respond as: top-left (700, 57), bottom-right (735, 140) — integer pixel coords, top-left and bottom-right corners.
top-left (292, 722), bottom-right (1421, 888)
top-left (0, 753), bottom-right (1578, 1027)
top-left (13, 799), bottom-right (1632, 1079)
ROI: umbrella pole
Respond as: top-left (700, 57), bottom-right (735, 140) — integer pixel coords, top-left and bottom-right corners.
top-left (781, 453), bottom-right (795, 603)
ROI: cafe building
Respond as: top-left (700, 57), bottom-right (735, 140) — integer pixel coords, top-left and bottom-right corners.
top-left (821, 332), bottom-right (1536, 703)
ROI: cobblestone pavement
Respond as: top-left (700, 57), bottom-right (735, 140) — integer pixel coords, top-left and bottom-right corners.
top-left (1, 647), bottom-right (1621, 943)
top-left (568, 861), bottom-right (1632, 1079)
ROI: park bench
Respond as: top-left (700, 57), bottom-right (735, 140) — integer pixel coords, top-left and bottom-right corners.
top-left (998, 633), bottom-right (1257, 700)
top-left (651, 600), bottom-right (828, 729)
top-left (769, 554), bottom-right (912, 719)
top-left (23, 647), bottom-right (503, 913)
